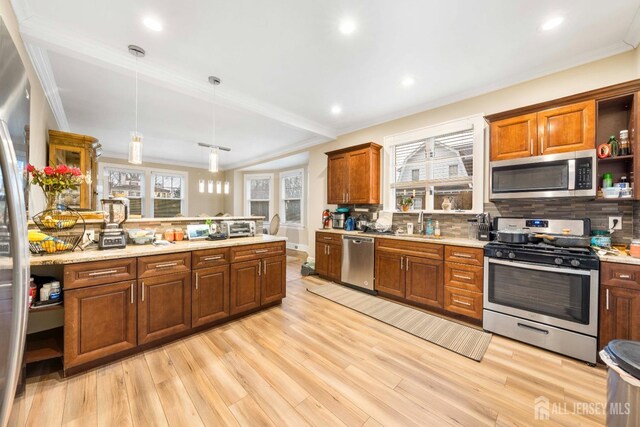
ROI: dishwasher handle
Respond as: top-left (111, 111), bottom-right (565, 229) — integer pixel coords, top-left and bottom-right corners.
top-left (342, 235), bottom-right (374, 244)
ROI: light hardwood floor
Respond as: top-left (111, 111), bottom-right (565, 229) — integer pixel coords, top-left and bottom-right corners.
top-left (10, 260), bottom-right (607, 426)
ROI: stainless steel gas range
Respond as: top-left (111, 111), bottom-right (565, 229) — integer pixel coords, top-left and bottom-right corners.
top-left (483, 217), bottom-right (599, 364)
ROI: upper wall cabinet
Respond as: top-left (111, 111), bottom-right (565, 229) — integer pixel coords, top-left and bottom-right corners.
top-left (489, 100), bottom-right (595, 161)
top-left (326, 142), bottom-right (381, 204)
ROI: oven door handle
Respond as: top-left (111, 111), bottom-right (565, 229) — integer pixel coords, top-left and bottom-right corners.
top-left (487, 257), bottom-right (592, 276)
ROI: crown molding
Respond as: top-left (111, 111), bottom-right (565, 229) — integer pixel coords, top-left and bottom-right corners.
top-left (24, 42), bottom-right (70, 131)
top-left (18, 16), bottom-right (338, 140)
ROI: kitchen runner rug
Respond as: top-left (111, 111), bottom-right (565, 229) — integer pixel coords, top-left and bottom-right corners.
top-left (307, 282), bottom-right (492, 362)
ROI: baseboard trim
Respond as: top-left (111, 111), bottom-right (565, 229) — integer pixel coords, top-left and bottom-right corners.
top-left (286, 242), bottom-right (309, 253)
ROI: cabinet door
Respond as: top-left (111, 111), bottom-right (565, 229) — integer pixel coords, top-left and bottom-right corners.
top-left (315, 242), bottom-right (329, 277)
top-left (327, 243), bottom-right (342, 282)
top-left (374, 251), bottom-right (405, 298)
top-left (327, 153), bottom-right (348, 204)
top-left (489, 113), bottom-right (537, 161)
top-left (405, 256), bottom-right (443, 308)
top-left (537, 100), bottom-right (595, 155)
top-left (632, 92), bottom-right (640, 200)
top-left (138, 272), bottom-right (191, 345)
top-left (346, 149), bottom-right (371, 203)
top-left (64, 281), bottom-right (137, 369)
top-left (261, 256), bottom-right (286, 305)
top-left (230, 260), bottom-right (262, 315)
top-left (599, 285), bottom-right (640, 350)
top-left (192, 266), bottom-right (229, 328)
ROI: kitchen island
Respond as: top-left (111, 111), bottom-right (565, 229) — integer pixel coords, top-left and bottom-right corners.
top-left (28, 235), bottom-right (287, 376)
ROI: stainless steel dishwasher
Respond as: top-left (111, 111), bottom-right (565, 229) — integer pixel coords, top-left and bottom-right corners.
top-left (341, 235), bottom-right (375, 293)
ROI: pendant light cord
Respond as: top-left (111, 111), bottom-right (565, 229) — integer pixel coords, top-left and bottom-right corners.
top-left (135, 56), bottom-right (139, 135)
top-left (211, 82), bottom-right (216, 146)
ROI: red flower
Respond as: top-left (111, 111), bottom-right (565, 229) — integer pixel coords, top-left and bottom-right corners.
top-left (70, 168), bottom-right (82, 176)
top-left (55, 164), bottom-right (69, 174)
top-left (26, 164), bottom-right (35, 173)
top-left (43, 166), bottom-right (54, 176)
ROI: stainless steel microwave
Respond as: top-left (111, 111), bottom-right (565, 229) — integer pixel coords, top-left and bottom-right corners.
top-left (490, 149), bottom-right (596, 200)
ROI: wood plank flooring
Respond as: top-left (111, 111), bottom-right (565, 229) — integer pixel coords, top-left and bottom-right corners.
top-left (9, 260), bottom-right (607, 426)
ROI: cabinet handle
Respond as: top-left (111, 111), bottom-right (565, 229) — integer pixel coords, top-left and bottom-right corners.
top-left (327, 245), bottom-right (331, 255)
top-left (258, 260), bottom-right (261, 276)
top-left (540, 136), bottom-right (544, 154)
top-left (264, 260), bottom-right (267, 275)
top-left (155, 262), bottom-right (178, 269)
top-left (203, 255), bottom-right (223, 261)
top-left (453, 274), bottom-right (472, 280)
top-left (606, 289), bottom-right (609, 310)
top-left (88, 269), bottom-right (118, 277)
top-left (195, 272), bottom-right (199, 290)
top-left (530, 138), bottom-right (533, 155)
top-left (453, 299), bottom-right (471, 307)
top-left (400, 256), bottom-right (404, 271)
top-left (323, 237), bottom-right (332, 240)
top-left (346, 193), bottom-right (349, 201)
top-left (130, 283), bottom-right (134, 304)
top-left (255, 249), bottom-right (269, 254)
top-left (142, 281), bottom-right (145, 302)
top-left (453, 252), bottom-right (472, 259)
top-left (619, 274), bottom-right (631, 279)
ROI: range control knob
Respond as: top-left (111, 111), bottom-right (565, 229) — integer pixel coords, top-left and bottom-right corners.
top-left (508, 252), bottom-right (516, 259)
top-left (554, 257), bottom-right (563, 265)
top-left (495, 251), bottom-right (503, 258)
top-left (570, 259), bottom-right (580, 267)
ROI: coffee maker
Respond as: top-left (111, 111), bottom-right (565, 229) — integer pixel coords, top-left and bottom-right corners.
top-left (98, 197), bottom-right (128, 250)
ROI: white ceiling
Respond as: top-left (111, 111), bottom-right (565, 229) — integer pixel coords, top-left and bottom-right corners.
top-left (241, 152), bottom-right (310, 172)
top-left (11, 0), bottom-right (640, 169)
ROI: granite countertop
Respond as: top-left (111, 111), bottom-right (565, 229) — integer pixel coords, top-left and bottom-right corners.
top-left (28, 215), bottom-right (265, 226)
top-left (30, 235), bottom-right (287, 266)
top-left (316, 228), bottom-right (487, 248)
top-left (596, 253), bottom-right (640, 265)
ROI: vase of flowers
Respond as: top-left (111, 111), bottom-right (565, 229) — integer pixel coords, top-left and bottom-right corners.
top-left (399, 195), bottom-right (414, 212)
top-left (26, 164), bottom-right (84, 210)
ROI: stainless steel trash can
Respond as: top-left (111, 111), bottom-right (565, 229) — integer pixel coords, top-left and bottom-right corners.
top-left (600, 340), bottom-right (640, 426)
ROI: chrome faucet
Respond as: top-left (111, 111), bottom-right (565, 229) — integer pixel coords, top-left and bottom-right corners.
top-left (417, 210), bottom-right (424, 234)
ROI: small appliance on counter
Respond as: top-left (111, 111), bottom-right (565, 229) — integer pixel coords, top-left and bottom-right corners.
top-left (332, 212), bottom-right (346, 229)
top-left (345, 216), bottom-right (355, 231)
top-left (98, 197), bottom-right (128, 250)
top-left (220, 220), bottom-right (255, 238)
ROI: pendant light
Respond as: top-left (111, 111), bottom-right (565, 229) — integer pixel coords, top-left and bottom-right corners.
top-left (197, 76), bottom-right (231, 172)
top-left (128, 45), bottom-right (145, 165)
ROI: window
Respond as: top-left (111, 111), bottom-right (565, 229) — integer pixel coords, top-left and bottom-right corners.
top-left (280, 169), bottom-right (304, 225)
top-left (245, 174), bottom-right (274, 220)
top-left (98, 163), bottom-right (187, 218)
top-left (384, 115), bottom-right (485, 213)
top-left (152, 172), bottom-right (185, 218)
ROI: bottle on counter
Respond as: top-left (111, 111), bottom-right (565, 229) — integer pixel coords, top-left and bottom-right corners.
top-left (620, 130), bottom-right (630, 156)
top-left (174, 228), bottom-right (184, 241)
top-left (631, 239), bottom-right (640, 258)
top-left (426, 218), bottom-right (434, 236)
top-left (164, 229), bottom-right (175, 242)
top-left (49, 281), bottom-right (61, 302)
top-left (434, 221), bottom-right (441, 237)
top-left (608, 135), bottom-right (620, 157)
top-left (602, 172), bottom-right (613, 188)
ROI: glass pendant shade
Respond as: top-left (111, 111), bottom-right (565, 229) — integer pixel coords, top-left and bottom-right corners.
top-left (208, 148), bottom-right (219, 173)
top-left (128, 132), bottom-right (143, 164)
top-left (216, 181), bottom-right (222, 194)
top-left (198, 179), bottom-right (205, 193)
top-left (224, 181), bottom-right (230, 194)
top-left (207, 180), bottom-right (214, 194)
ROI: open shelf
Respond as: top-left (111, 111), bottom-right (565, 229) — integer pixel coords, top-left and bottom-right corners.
top-left (597, 155), bottom-right (634, 163)
top-left (24, 327), bottom-right (63, 364)
top-left (29, 303), bottom-right (63, 313)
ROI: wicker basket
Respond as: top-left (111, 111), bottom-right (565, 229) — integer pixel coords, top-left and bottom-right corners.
top-left (32, 209), bottom-right (80, 231)
top-left (29, 233), bottom-right (83, 255)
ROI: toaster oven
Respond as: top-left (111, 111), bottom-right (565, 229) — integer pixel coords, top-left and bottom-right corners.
top-left (220, 220), bottom-right (256, 238)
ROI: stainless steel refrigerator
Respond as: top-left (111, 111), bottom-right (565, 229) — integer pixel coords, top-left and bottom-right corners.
top-left (0, 14), bottom-right (31, 427)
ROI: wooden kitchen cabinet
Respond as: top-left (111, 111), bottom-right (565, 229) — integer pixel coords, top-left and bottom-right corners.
top-left (374, 250), bottom-right (405, 298)
top-left (490, 113), bottom-right (537, 161)
top-left (64, 281), bottom-right (137, 369)
top-left (443, 245), bottom-right (484, 320)
top-left (192, 265), bottom-right (229, 328)
top-left (261, 255), bottom-right (287, 305)
top-left (230, 259), bottom-right (262, 315)
top-left (405, 256), bottom-right (443, 308)
top-left (315, 232), bottom-right (342, 282)
top-left (599, 262), bottom-right (640, 350)
top-left (138, 272), bottom-right (192, 345)
top-left (326, 142), bottom-right (381, 204)
top-left (537, 100), bottom-right (595, 155)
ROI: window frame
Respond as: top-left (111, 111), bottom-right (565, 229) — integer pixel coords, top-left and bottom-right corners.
top-left (382, 114), bottom-right (485, 214)
top-left (279, 168), bottom-right (305, 227)
top-left (150, 171), bottom-right (187, 218)
top-left (98, 162), bottom-right (188, 218)
top-left (244, 173), bottom-right (275, 222)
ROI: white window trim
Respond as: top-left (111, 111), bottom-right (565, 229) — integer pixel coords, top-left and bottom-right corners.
top-left (382, 113), bottom-right (485, 214)
top-left (244, 173), bottom-right (275, 222)
top-left (98, 162), bottom-right (188, 217)
top-left (279, 168), bottom-right (305, 228)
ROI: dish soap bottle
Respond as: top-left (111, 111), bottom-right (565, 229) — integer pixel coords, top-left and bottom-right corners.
top-left (434, 221), bottom-right (441, 237)
top-left (426, 218), bottom-right (434, 236)
top-left (608, 135), bottom-right (620, 157)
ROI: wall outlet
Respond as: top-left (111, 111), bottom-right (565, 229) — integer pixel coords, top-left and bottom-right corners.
top-left (609, 216), bottom-right (622, 231)
top-left (83, 230), bottom-right (95, 244)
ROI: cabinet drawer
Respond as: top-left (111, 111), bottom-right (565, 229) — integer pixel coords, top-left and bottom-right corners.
top-left (138, 252), bottom-right (191, 279)
top-left (230, 242), bottom-right (285, 263)
top-left (316, 232), bottom-right (343, 245)
top-left (601, 262), bottom-right (640, 290)
top-left (444, 287), bottom-right (483, 320)
top-left (444, 262), bottom-right (483, 292)
top-left (375, 238), bottom-right (443, 260)
top-left (64, 258), bottom-right (137, 290)
top-left (192, 248), bottom-right (230, 269)
top-left (444, 246), bottom-right (484, 266)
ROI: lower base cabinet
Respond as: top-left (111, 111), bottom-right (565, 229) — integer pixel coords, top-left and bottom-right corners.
top-left (405, 256), bottom-right (443, 308)
top-left (262, 255), bottom-right (287, 305)
top-left (64, 281), bottom-right (137, 369)
top-left (230, 259), bottom-right (262, 315)
top-left (138, 272), bottom-right (192, 345)
top-left (374, 251), bottom-right (405, 297)
top-left (192, 265), bottom-right (230, 328)
top-left (600, 285), bottom-right (640, 349)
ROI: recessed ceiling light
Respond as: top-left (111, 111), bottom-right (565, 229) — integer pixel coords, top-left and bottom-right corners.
top-left (401, 76), bottom-right (415, 87)
top-left (143, 16), bottom-right (163, 32)
top-left (331, 105), bottom-right (342, 115)
top-left (540, 16), bottom-right (564, 31)
top-left (339, 20), bottom-right (356, 35)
